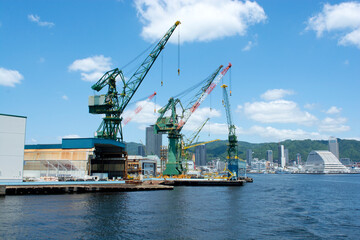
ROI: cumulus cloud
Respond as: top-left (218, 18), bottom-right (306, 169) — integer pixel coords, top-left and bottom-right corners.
top-left (0, 67), bottom-right (23, 87)
top-left (318, 117), bottom-right (350, 133)
top-left (261, 89), bottom-right (294, 101)
top-left (68, 55), bottom-right (112, 82)
top-left (306, 2), bottom-right (360, 48)
top-left (326, 106), bottom-right (341, 114)
top-left (28, 14), bottom-right (54, 28)
top-left (135, 0), bottom-right (267, 43)
top-left (242, 40), bottom-right (255, 51)
top-left (304, 103), bottom-right (316, 110)
top-left (243, 99), bottom-right (317, 125)
top-left (247, 125), bottom-right (324, 141)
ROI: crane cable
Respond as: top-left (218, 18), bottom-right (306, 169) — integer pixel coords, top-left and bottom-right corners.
top-left (178, 24), bottom-right (180, 76)
top-left (161, 53), bottom-right (164, 86)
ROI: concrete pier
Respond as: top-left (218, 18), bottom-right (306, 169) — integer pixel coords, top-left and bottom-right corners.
top-left (162, 179), bottom-right (246, 186)
top-left (0, 186), bottom-right (5, 196)
top-left (2, 182), bottom-right (173, 195)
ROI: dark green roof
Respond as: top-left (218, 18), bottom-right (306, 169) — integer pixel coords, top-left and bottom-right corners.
top-left (0, 113), bottom-right (27, 118)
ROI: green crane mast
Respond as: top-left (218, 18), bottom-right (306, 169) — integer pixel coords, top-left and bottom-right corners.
top-left (154, 65), bottom-right (228, 176)
top-left (88, 21), bottom-right (180, 142)
top-left (221, 84), bottom-right (241, 179)
top-left (183, 118), bottom-right (209, 147)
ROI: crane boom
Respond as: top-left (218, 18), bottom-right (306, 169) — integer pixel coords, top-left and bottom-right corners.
top-left (89, 21), bottom-right (180, 141)
top-left (184, 118), bottom-right (209, 146)
top-left (183, 139), bottom-right (220, 150)
top-left (119, 21), bottom-right (181, 113)
top-left (177, 63), bottom-right (232, 130)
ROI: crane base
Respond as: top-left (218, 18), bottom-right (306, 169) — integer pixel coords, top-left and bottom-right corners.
top-left (163, 163), bottom-right (182, 176)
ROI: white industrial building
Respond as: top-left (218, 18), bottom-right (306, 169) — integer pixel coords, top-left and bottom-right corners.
top-left (305, 150), bottom-right (349, 174)
top-left (0, 114), bottom-right (26, 182)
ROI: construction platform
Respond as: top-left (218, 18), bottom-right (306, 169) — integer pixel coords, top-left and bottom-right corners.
top-left (0, 181), bottom-right (173, 195)
top-left (161, 178), bottom-right (246, 186)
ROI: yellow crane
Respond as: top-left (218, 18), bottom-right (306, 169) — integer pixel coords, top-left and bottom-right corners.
top-left (183, 139), bottom-right (220, 150)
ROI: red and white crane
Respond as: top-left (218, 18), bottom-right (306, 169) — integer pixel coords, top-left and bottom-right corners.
top-left (177, 63), bottom-right (232, 129)
top-left (123, 92), bottom-right (157, 126)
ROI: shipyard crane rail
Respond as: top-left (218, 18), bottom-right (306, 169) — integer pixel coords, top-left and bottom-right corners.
top-left (89, 21), bottom-right (180, 141)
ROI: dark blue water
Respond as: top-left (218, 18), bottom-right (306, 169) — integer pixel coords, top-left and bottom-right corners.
top-left (1, 174), bottom-right (359, 239)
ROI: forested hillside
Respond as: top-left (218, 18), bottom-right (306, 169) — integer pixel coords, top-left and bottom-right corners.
top-left (126, 139), bottom-right (360, 162)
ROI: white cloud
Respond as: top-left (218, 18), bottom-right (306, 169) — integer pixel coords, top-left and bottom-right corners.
top-left (242, 40), bottom-right (255, 51)
top-left (28, 14), bottom-right (54, 28)
top-left (69, 55), bottom-right (112, 82)
top-left (135, 0), bottom-right (267, 43)
top-left (247, 125), bottom-right (324, 141)
top-left (344, 59), bottom-right (349, 65)
top-left (261, 89), bottom-right (294, 101)
top-left (31, 138), bottom-right (37, 143)
top-left (306, 2), bottom-right (360, 48)
top-left (62, 95), bottom-right (69, 100)
top-left (0, 67), bottom-right (23, 87)
top-left (304, 103), bottom-right (316, 110)
top-left (236, 105), bottom-right (243, 112)
top-left (122, 101), bottom-right (160, 126)
top-left (318, 117), bottom-right (350, 133)
top-left (326, 106), bottom-right (341, 114)
top-left (243, 99), bottom-right (317, 125)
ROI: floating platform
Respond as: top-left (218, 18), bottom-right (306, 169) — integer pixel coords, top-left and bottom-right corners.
top-left (1, 181), bottom-right (173, 195)
top-left (162, 179), bottom-right (246, 186)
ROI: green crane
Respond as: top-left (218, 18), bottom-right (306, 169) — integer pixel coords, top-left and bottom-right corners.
top-left (183, 118), bottom-right (209, 147)
top-left (221, 84), bottom-right (243, 179)
top-left (88, 21), bottom-right (180, 142)
top-left (154, 64), bottom-right (231, 176)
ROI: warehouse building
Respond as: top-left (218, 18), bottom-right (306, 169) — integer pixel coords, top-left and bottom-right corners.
top-left (24, 138), bottom-right (128, 180)
top-left (0, 114), bottom-right (27, 183)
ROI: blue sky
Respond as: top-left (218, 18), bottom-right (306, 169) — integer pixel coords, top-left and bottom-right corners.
top-left (1, 0), bottom-right (360, 145)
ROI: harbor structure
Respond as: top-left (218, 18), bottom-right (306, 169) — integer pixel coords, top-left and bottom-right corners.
top-left (146, 125), bottom-right (162, 157)
top-left (329, 137), bottom-right (339, 159)
top-left (0, 114), bottom-right (26, 183)
top-left (304, 150), bottom-right (349, 173)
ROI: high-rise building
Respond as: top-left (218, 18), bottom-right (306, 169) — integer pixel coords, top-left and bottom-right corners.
top-left (146, 125), bottom-right (162, 157)
top-left (266, 150), bottom-right (273, 163)
top-left (137, 145), bottom-right (145, 156)
top-left (278, 144), bottom-right (286, 167)
top-left (329, 137), bottom-right (339, 159)
top-left (195, 145), bottom-right (206, 166)
top-left (284, 149), bottom-right (289, 165)
top-left (246, 149), bottom-right (253, 166)
top-left (296, 153), bottom-right (302, 165)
